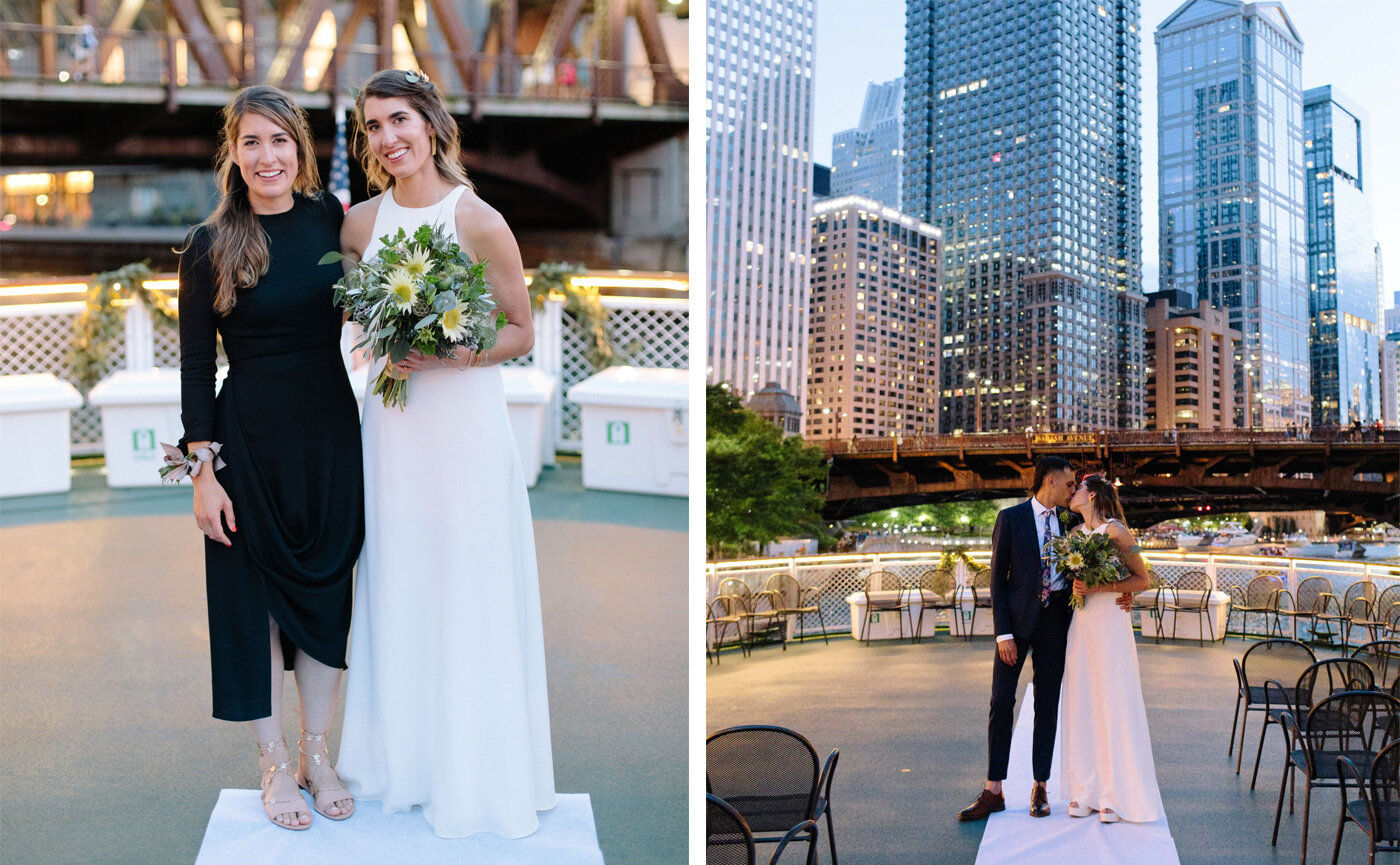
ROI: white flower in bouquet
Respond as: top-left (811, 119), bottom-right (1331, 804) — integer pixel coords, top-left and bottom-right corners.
top-left (439, 300), bottom-right (471, 340)
top-left (403, 245), bottom-right (433, 279)
top-left (386, 267), bottom-right (417, 312)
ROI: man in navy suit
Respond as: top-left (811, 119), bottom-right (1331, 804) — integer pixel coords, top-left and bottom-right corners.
top-left (958, 456), bottom-right (1128, 820)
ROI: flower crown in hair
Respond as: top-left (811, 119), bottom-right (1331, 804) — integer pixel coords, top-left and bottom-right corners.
top-left (404, 70), bottom-right (431, 86)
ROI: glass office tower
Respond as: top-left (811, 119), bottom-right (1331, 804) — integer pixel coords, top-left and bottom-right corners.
top-left (1303, 85), bottom-right (1380, 427)
top-left (1156, 0), bottom-right (1310, 428)
top-left (831, 78), bottom-right (904, 210)
top-left (705, 0), bottom-right (817, 408)
top-left (905, 0), bottom-right (1144, 433)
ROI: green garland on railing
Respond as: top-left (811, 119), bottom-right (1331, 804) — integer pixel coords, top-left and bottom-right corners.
top-left (938, 546), bottom-right (980, 574)
top-left (69, 261), bottom-right (179, 389)
top-left (529, 261), bottom-right (615, 369)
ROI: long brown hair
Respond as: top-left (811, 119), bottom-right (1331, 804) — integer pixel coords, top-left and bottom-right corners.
top-left (353, 69), bottom-right (473, 194)
top-left (187, 86), bottom-right (321, 314)
top-left (1083, 474), bottom-right (1127, 525)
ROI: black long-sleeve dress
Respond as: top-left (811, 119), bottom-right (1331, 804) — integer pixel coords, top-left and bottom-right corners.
top-left (178, 191), bottom-right (364, 722)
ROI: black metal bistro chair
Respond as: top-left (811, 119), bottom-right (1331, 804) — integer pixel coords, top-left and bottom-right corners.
top-left (859, 570), bottom-right (911, 645)
top-left (719, 577), bottom-right (785, 650)
top-left (1341, 582), bottom-right (1381, 647)
top-left (764, 573), bottom-right (830, 646)
top-left (1254, 658), bottom-right (1377, 789)
top-left (1352, 641), bottom-right (1400, 694)
top-left (707, 725), bottom-right (840, 865)
top-left (706, 794), bottom-right (817, 865)
top-left (1230, 573), bottom-right (1286, 639)
top-left (709, 595), bottom-right (750, 663)
top-left (1273, 691), bottom-right (1400, 865)
top-left (1161, 570), bottom-right (1216, 645)
top-left (913, 568), bottom-right (958, 643)
top-left (1351, 587), bottom-right (1400, 647)
top-left (1132, 568), bottom-right (1167, 641)
top-left (968, 566), bottom-right (994, 636)
top-left (1278, 576), bottom-right (1333, 643)
top-left (1231, 639), bottom-right (1317, 772)
top-left (1334, 740), bottom-right (1400, 865)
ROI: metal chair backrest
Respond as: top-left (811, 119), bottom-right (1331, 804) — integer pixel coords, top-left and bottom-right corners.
top-left (1352, 640), bottom-right (1400, 691)
top-left (1376, 585), bottom-right (1400, 617)
top-left (1315, 592), bottom-right (1344, 618)
top-left (972, 567), bottom-right (992, 589)
top-left (1297, 658), bottom-right (1376, 707)
top-left (711, 595), bottom-right (746, 620)
top-left (864, 570), bottom-right (903, 594)
top-left (918, 568), bottom-right (954, 599)
top-left (1348, 597), bottom-right (1375, 623)
top-left (1296, 576), bottom-right (1331, 614)
top-left (1173, 570), bottom-right (1212, 608)
top-left (1371, 740), bottom-right (1400, 834)
top-left (718, 578), bottom-right (755, 602)
top-left (706, 725), bottom-right (822, 835)
top-left (706, 794), bottom-right (757, 865)
top-left (1245, 573), bottom-right (1285, 607)
top-left (1240, 639), bottom-right (1317, 697)
top-left (1388, 603), bottom-right (1400, 633)
top-left (1303, 691), bottom-right (1400, 754)
top-left (1344, 580), bottom-right (1378, 609)
top-left (764, 573), bottom-right (802, 611)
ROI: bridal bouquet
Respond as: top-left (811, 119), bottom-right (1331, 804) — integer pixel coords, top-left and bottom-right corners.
top-left (1043, 530), bottom-right (1122, 610)
top-left (323, 223), bottom-right (506, 409)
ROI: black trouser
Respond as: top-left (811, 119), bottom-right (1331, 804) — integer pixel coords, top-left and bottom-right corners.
top-left (987, 590), bottom-right (1072, 783)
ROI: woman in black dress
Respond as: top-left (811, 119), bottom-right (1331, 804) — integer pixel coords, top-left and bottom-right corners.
top-left (177, 86), bottom-right (363, 830)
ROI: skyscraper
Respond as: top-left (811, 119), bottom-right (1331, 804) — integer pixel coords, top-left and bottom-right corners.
top-left (705, 0), bottom-right (816, 409)
top-left (904, 0), bottom-right (1144, 434)
top-left (806, 196), bottom-right (941, 439)
top-left (1156, 0), bottom-right (1310, 429)
top-left (1303, 86), bottom-right (1380, 427)
top-left (831, 78), bottom-right (904, 209)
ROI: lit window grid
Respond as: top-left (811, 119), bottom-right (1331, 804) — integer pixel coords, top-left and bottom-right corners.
top-left (1155, 1), bottom-right (1311, 429)
top-left (705, 0), bottom-right (817, 420)
top-left (904, 0), bottom-right (1145, 434)
top-left (804, 196), bottom-right (943, 439)
top-left (1302, 87), bottom-right (1381, 427)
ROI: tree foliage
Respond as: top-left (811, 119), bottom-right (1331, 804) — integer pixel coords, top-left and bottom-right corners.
top-left (706, 385), bottom-right (829, 558)
top-left (846, 500), bottom-right (1005, 534)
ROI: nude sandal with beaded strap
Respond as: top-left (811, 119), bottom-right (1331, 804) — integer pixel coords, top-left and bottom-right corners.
top-left (296, 730), bottom-right (355, 820)
top-left (258, 739), bottom-right (312, 830)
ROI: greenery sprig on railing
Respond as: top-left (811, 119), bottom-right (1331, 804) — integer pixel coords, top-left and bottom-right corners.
top-left (938, 546), bottom-right (980, 573)
top-left (69, 261), bottom-right (178, 389)
top-left (528, 261), bottom-right (614, 369)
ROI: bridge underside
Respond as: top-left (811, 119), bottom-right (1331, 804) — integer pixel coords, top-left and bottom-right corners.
top-left (824, 442), bottom-right (1400, 529)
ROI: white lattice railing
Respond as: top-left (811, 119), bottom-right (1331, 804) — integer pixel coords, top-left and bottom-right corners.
top-left (707, 551), bottom-right (1400, 637)
top-left (0, 293), bottom-right (687, 456)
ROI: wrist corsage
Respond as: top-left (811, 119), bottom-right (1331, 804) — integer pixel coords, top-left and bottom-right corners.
top-left (159, 442), bottom-right (226, 483)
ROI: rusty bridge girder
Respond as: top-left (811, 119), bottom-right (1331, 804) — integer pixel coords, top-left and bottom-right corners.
top-left (820, 431), bottom-right (1400, 528)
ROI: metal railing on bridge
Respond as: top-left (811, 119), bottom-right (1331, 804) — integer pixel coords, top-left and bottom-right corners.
top-left (0, 23), bottom-right (687, 110)
top-left (815, 426), bottom-right (1400, 455)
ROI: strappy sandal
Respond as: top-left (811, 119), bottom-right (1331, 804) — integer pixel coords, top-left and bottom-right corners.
top-left (258, 739), bottom-right (311, 830)
top-left (296, 730), bottom-right (355, 820)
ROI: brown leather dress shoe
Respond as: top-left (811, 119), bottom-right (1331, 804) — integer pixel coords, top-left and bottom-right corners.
top-left (1030, 784), bottom-right (1051, 818)
top-left (958, 789), bottom-right (1006, 821)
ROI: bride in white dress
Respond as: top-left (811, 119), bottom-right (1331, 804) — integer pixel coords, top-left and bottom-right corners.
top-left (335, 69), bottom-right (556, 839)
top-left (1059, 474), bottom-right (1164, 824)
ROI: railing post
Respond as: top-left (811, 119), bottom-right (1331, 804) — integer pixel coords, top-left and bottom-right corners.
top-left (1205, 553), bottom-right (1217, 591)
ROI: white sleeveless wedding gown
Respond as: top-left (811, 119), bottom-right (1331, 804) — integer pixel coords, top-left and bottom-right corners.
top-left (1058, 521), bottom-right (1164, 822)
top-left (337, 185), bottom-right (557, 838)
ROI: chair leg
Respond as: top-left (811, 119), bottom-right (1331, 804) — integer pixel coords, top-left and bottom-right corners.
top-left (1229, 691), bottom-right (1242, 757)
top-left (1236, 707), bottom-right (1250, 774)
top-left (817, 605), bottom-right (829, 645)
top-left (914, 607), bottom-right (925, 645)
top-left (1250, 715), bottom-right (1272, 790)
top-left (1301, 779), bottom-right (1312, 865)
top-left (1273, 758), bottom-right (1290, 845)
top-left (826, 805), bottom-right (838, 865)
top-left (804, 822), bottom-right (820, 865)
top-left (1332, 800), bottom-right (1347, 865)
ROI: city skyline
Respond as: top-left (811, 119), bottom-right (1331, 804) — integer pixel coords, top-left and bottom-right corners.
top-left (812, 0), bottom-right (1400, 308)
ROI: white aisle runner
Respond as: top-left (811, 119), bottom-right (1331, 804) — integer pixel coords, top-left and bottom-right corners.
top-left (195, 791), bottom-right (604, 865)
top-left (974, 685), bottom-right (1180, 865)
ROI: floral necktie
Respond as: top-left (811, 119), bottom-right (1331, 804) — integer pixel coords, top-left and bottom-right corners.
top-left (1041, 512), bottom-right (1054, 606)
